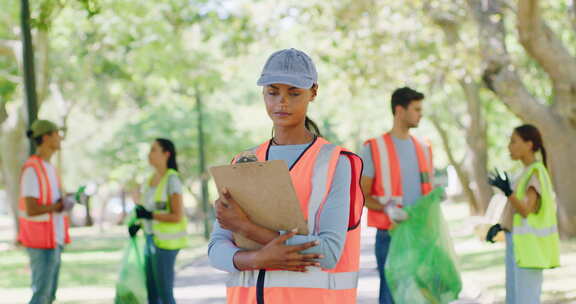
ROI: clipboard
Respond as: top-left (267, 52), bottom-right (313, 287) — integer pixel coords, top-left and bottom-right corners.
top-left (209, 160), bottom-right (309, 250)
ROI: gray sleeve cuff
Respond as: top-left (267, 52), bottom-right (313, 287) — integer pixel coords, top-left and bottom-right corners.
top-left (208, 221), bottom-right (242, 273)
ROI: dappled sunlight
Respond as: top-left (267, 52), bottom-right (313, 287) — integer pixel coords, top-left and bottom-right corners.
top-left (1, 0), bottom-right (576, 303)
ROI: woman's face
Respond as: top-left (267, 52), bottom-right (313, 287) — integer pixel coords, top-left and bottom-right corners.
top-left (508, 131), bottom-right (533, 161)
top-left (263, 83), bottom-right (317, 129)
top-left (148, 141), bottom-right (169, 168)
top-left (43, 131), bottom-right (62, 151)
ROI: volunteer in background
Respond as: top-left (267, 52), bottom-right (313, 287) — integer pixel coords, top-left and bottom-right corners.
top-left (487, 124), bottom-right (560, 304)
top-left (19, 119), bottom-right (72, 304)
top-left (360, 87), bottom-right (434, 304)
top-left (129, 138), bottom-right (188, 304)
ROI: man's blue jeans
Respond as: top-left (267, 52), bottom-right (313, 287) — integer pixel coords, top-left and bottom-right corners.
top-left (375, 229), bottom-right (394, 304)
top-left (27, 246), bottom-right (62, 304)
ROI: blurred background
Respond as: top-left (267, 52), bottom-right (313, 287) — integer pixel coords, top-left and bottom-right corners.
top-left (1, 0), bottom-right (575, 303)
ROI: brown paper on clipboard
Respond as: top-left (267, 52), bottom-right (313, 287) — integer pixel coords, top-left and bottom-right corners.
top-left (209, 160), bottom-right (308, 250)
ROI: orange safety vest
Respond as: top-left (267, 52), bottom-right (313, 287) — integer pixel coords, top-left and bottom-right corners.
top-left (227, 137), bottom-right (364, 304)
top-left (364, 133), bottom-right (433, 230)
top-left (18, 155), bottom-right (71, 249)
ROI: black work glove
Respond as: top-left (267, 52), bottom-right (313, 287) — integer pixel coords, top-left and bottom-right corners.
top-left (135, 205), bottom-right (153, 220)
top-left (488, 169), bottom-right (513, 197)
top-left (486, 224), bottom-right (502, 243)
top-left (128, 224), bottom-right (141, 238)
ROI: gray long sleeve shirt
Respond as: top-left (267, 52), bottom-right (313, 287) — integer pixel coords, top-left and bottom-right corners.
top-left (208, 143), bottom-right (352, 272)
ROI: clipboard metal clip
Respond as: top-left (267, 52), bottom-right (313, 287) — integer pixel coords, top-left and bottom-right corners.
top-left (236, 154), bottom-right (258, 163)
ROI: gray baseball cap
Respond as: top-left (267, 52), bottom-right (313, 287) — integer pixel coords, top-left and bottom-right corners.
top-left (257, 48), bottom-right (318, 89)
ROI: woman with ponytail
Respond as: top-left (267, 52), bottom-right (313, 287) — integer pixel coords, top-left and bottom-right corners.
top-left (130, 138), bottom-right (188, 304)
top-left (208, 48), bottom-right (364, 304)
top-left (486, 124), bottom-right (560, 304)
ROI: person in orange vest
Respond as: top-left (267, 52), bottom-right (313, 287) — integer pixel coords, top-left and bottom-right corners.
top-left (360, 87), bottom-right (434, 304)
top-left (208, 48), bottom-right (365, 304)
top-left (19, 119), bottom-right (71, 304)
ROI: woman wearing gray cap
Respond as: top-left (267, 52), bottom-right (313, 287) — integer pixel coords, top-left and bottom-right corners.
top-left (208, 48), bottom-right (364, 304)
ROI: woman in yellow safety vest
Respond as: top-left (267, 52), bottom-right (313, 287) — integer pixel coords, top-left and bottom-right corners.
top-left (129, 138), bottom-right (188, 304)
top-left (486, 124), bottom-right (560, 304)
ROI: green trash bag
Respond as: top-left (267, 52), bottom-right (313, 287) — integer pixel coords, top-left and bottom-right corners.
top-left (385, 188), bottom-right (462, 304)
top-left (115, 235), bottom-right (147, 304)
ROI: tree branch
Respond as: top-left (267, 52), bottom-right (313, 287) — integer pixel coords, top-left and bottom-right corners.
top-left (517, 0), bottom-right (576, 112)
top-left (429, 11), bottom-right (468, 131)
top-left (466, 0), bottom-right (561, 128)
top-left (459, 78), bottom-right (483, 135)
top-left (430, 115), bottom-right (481, 214)
top-left (445, 105), bottom-right (466, 130)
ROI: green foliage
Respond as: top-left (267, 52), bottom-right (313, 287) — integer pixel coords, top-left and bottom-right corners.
top-left (97, 99), bottom-right (249, 185)
top-left (1, 0), bottom-right (574, 210)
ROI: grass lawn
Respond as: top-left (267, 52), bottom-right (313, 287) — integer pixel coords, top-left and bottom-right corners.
top-left (1, 204), bottom-right (575, 303)
top-left (0, 223), bottom-right (207, 290)
top-left (444, 203), bottom-right (576, 303)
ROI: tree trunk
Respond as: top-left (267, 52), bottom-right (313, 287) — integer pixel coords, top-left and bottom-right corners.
top-left (428, 10), bottom-right (494, 214)
top-left (195, 86), bottom-right (212, 240)
top-left (0, 112), bottom-right (28, 242)
top-left (0, 22), bottom-right (29, 242)
top-left (541, 128), bottom-right (576, 237)
top-left (431, 116), bottom-right (482, 215)
top-left (571, 0), bottom-right (576, 34)
top-left (21, 0), bottom-right (39, 146)
top-left (84, 196), bottom-right (93, 226)
top-left (459, 79), bottom-right (493, 213)
top-left (467, 0), bottom-right (576, 236)
top-left (0, 24), bottom-right (51, 241)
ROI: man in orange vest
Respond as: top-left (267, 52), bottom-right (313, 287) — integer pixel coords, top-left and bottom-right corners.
top-left (361, 87), bottom-right (434, 304)
top-left (18, 119), bottom-right (71, 304)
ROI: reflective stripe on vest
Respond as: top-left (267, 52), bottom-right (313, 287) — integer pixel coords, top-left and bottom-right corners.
top-left (411, 136), bottom-right (433, 194)
top-left (226, 137), bottom-right (362, 303)
top-left (366, 133), bottom-right (433, 229)
top-left (374, 135), bottom-right (401, 205)
top-left (308, 143), bottom-right (337, 234)
top-left (18, 155), bottom-right (71, 248)
top-left (373, 133), bottom-right (433, 199)
top-left (18, 210), bottom-right (50, 222)
top-left (227, 269), bottom-right (358, 290)
top-left (236, 143), bottom-right (359, 234)
top-left (154, 230), bottom-right (188, 240)
top-left (22, 157), bottom-right (52, 207)
top-left (512, 161), bottom-right (560, 269)
top-left (514, 218), bottom-right (558, 237)
top-left (151, 169), bottom-right (188, 249)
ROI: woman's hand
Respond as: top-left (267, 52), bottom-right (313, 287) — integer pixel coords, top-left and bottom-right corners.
top-left (235, 231), bottom-right (322, 272)
top-left (52, 200), bottom-right (64, 213)
top-left (488, 169), bottom-right (513, 197)
top-left (485, 224), bottom-right (502, 243)
top-left (135, 205), bottom-right (153, 219)
top-left (215, 188), bottom-right (251, 233)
